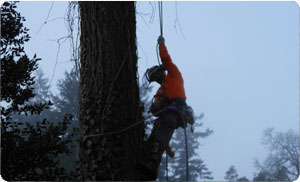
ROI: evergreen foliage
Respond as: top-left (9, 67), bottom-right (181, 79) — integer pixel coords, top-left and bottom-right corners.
top-left (1, 2), bottom-right (74, 180)
top-left (224, 165), bottom-right (238, 181)
top-left (52, 69), bottom-right (79, 119)
top-left (52, 69), bottom-right (80, 174)
top-left (224, 165), bottom-right (249, 181)
top-left (32, 69), bottom-right (52, 103)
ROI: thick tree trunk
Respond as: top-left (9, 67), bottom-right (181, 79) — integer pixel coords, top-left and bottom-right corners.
top-left (78, 2), bottom-right (144, 180)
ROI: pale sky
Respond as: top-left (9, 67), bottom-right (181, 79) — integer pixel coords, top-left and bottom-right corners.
top-left (16, 1), bottom-right (299, 181)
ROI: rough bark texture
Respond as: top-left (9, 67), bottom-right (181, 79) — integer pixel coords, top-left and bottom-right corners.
top-left (78, 2), bottom-right (144, 180)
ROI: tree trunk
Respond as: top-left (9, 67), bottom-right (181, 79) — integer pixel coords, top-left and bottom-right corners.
top-left (78, 2), bottom-right (144, 180)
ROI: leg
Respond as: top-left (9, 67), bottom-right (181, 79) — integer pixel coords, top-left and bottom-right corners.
top-left (140, 110), bottom-right (180, 180)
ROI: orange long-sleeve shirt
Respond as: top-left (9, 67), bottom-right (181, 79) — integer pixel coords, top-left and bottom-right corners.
top-left (154, 44), bottom-right (186, 100)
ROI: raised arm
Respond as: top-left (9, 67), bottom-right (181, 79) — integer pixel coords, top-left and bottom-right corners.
top-left (159, 44), bottom-right (182, 80)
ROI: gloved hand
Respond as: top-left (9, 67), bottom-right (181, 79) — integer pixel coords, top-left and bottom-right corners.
top-left (166, 145), bottom-right (175, 158)
top-left (157, 36), bottom-right (165, 45)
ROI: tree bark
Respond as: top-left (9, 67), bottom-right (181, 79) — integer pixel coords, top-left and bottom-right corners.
top-left (78, 2), bottom-right (144, 180)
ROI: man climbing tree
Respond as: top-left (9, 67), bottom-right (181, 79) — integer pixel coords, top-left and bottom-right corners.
top-left (139, 36), bottom-right (195, 180)
top-left (78, 2), bottom-right (144, 181)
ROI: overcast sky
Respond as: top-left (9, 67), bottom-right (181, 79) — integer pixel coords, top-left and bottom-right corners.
top-left (16, 1), bottom-right (299, 181)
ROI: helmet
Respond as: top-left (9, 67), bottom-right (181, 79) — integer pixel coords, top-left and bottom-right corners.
top-left (145, 65), bottom-right (166, 83)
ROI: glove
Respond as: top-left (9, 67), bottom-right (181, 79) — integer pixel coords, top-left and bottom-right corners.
top-left (157, 36), bottom-right (165, 45)
top-left (166, 145), bottom-right (175, 158)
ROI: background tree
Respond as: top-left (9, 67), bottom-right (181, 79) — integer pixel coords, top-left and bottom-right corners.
top-left (236, 176), bottom-right (250, 181)
top-left (253, 128), bottom-right (299, 181)
top-left (223, 165), bottom-right (249, 181)
top-left (224, 165), bottom-right (238, 181)
top-left (32, 68), bottom-right (52, 103)
top-left (78, 2), bottom-right (144, 180)
top-left (52, 68), bottom-right (80, 173)
top-left (1, 2), bottom-right (74, 180)
top-left (11, 68), bottom-right (56, 124)
top-left (52, 68), bottom-right (79, 122)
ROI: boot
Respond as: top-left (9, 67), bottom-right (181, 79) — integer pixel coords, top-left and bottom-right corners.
top-left (139, 158), bottom-right (159, 181)
top-left (139, 141), bottom-right (163, 180)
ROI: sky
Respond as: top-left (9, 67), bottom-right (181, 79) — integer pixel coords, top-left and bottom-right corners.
top-left (15, 1), bottom-right (299, 181)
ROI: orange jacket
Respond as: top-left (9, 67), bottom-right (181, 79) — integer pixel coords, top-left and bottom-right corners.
top-left (154, 44), bottom-right (186, 100)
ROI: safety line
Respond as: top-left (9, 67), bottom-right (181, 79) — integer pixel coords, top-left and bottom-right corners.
top-left (183, 121), bottom-right (189, 181)
top-left (158, 1), bottom-right (163, 37)
top-left (83, 107), bottom-right (168, 139)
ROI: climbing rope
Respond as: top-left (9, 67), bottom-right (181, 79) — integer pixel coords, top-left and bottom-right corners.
top-left (183, 122), bottom-right (189, 181)
top-left (83, 107), bottom-right (168, 139)
top-left (157, 2), bottom-right (189, 180)
top-left (156, 1), bottom-right (163, 65)
top-left (158, 1), bottom-right (163, 37)
top-left (166, 154), bottom-right (168, 181)
top-left (156, 44), bottom-right (161, 65)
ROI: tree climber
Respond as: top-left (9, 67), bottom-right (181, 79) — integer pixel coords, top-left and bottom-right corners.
top-left (140, 36), bottom-right (194, 180)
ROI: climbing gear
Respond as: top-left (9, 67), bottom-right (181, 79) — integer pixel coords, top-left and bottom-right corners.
top-left (149, 99), bottom-right (165, 116)
top-left (157, 35), bottom-right (165, 45)
top-left (158, 1), bottom-right (163, 37)
top-left (183, 120), bottom-right (189, 181)
top-left (156, 1), bottom-right (164, 65)
top-left (166, 154), bottom-right (168, 181)
top-left (167, 98), bottom-right (195, 128)
top-left (184, 105), bottom-right (195, 126)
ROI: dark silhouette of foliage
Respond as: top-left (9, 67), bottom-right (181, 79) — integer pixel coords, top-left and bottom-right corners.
top-left (2, 115), bottom-right (73, 181)
top-left (52, 68), bottom-right (80, 174)
top-left (1, 1), bottom-right (39, 114)
top-left (225, 165), bottom-right (238, 181)
top-left (1, 2), bottom-right (74, 180)
top-left (52, 69), bottom-right (79, 119)
top-left (223, 165), bottom-right (249, 182)
top-left (236, 176), bottom-right (250, 181)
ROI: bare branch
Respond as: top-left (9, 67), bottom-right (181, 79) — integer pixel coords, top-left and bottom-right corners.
top-left (174, 2), bottom-right (186, 39)
top-left (36, 2), bottom-right (54, 34)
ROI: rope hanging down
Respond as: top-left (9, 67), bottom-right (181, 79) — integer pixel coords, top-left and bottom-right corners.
top-left (156, 1), bottom-right (164, 65)
top-left (158, 1), bottom-right (163, 37)
top-left (157, 2), bottom-right (189, 180)
top-left (183, 123), bottom-right (189, 181)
